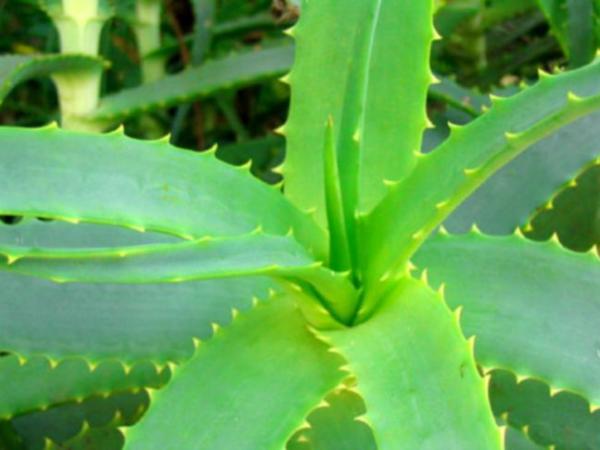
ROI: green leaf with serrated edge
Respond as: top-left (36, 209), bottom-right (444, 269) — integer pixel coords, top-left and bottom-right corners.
top-left (0, 270), bottom-right (271, 363)
top-left (428, 75), bottom-right (490, 117)
top-left (0, 233), bottom-right (357, 323)
top-left (445, 112), bottom-right (600, 234)
top-left (12, 391), bottom-right (146, 450)
top-left (283, 0), bottom-right (435, 227)
top-left (318, 277), bottom-right (501, 449)
top-left (536, 0), bottom-right (596, 66)
top-left (595, 0), bottom-right (600, 45)
top-left (362, 56), bottom-right (600, 316)
top-left (124, 295), bottom-right (346, 450)
top-left (45, 427), bottom-right (124, 450)
top-left (0, 354), bottom-right (168, 420)
top-left (0, 219), bottom-right (176, 248)
top-left (0, 126), bottom-right (326, 260)
top-left (0, 54), bottom-right (104, 105)
top-left (414, 232), bottom-right (600, 405)
top-left (536, 0), bottom-right (569, 53)
top-left (566, 0), bottom-right (596, 67)
top-left (85, 44), bottom-right (293, 125)
top-left (287, 389), bottom-right (376, 450)
top-left (216, 135), bottom-right (285, 184)
top-left (525, 163), bottom-right (600, 251)
top-left (490, 369), bottom-right (600, 450)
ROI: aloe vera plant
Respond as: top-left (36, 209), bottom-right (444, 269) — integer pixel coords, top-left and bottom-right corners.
top-left (1, 0), bottom-right (599, 448)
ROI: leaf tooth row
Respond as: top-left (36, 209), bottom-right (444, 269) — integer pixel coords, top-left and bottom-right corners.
top-left (365, 83), bottom-right (600, 300)
top-left (2, 124), bottom-right (318, 248)
top-left (0, 353), bottom-right (170, 420)
top-left (41, 396), bottom-right (144, 449)
top-left (491, 368), bottom-right (600, 449)
top-left (412, 272), bottom-right (505, 441)
top-left (520, 156), bottom-right (600, 247)
top-left (116, 294), bottom-right (259, 440)
top-left (294, 331), bottom-right (370, 445)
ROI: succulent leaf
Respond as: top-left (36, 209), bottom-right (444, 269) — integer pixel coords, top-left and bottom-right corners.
top-left (0, 126), bottom-right (327, 259)
top-left (0, 355), bottom-right (167, 420)
top-left (283, 0), bottom-right (436, 227)
top-left (0, 54), bottom-right (105, 106)
top-left (87, 45), bottom-right (294, 127)
top-left (0, 270), bottom-right (272, 363)
top-left (0, 231), bottom-right (357, 323)
top-left (11, 390), bottom-right (146, 449)
top-left (490, 369), bottom-right (600, 449)
top-left (445, 111), bottom-right (600, 234)
top-left (363, 55), bottom-right (600, 310)
top-left (415, 232), bottom-right (600, 405)
top-left (318, 277), bottom-right (502, 449)
top-left (123, 295), bottom-right (347, 450)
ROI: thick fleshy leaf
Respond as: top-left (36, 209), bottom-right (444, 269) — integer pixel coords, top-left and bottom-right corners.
top-left (283, 0), bottom-right (436, 227)
top-left (11, 391), bottom-right (146, 450)
top-left (415, 232), bottom-right (600, 405)
top-left (0, 126), bottom-right (326, 259)
top-left (0, 220), bottom-right (355, 324)
top-left (490, 369), bottom-right (600, 449)
top-left (525, 163), bottom-right (600, 251)
top-left (0, 270), bottom-right (270, 363)
top-left (536, 0), bottom-right (597, 66)
top-left (362, 55), bottom-right (600, 314)
top-left (445, 112), bottom-right (600, 234)
top-left (0, 219), bottom-right (175, 248)
top-left (318, 277), bottom-right (501, 449)
top-left (0, 54), bottom-right (104, 105)
top-left (0, 355), bottom-right (168, 420)
top-left (124, 295), bottom-right (346, 450)
top-left (45, 426), bottom-right (124, 450)
top-left (86, 44), bottom-right (294, 126)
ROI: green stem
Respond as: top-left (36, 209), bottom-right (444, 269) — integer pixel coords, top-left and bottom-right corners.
top-left (134, 0), bottom-right (165, 83)
top-left (47, 0), bottom-right (110, 131)
top-left (52, 0), bottom-right (106, 55)
top-left (52, 67), bottom-right (104, 132)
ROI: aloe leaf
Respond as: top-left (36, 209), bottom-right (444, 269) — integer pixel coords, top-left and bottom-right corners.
top-left (490, 369), bottom-right (600, 449)
top-left (282, 0), bottom-right (436, 227)
top-left (45, 426), bottom-right (124, 450)
top-left (445, 111), bottom-right (600, 234)
top-left (12, 390), bottom-right (146, 450)
top-left (0, 219), bottom-right (176, 247)
top-left (123, 295), bottom-right (346, 450)
top-left (85, 44), bottom-right (293, 126)
top-left (0, 54), bottom-right (104, 106)
top-left (0, 269), bottom-right (271, 362)
top-left (537, 0), bottom-right (596, 66)
top-left (0, 126), bottom-right (326, 259)
top-left (363, 56), bottom-right (600, 308)
top-left (536, 0), bottom-right (570, 53)
top-left (414, 232), bottom-right (600, 405)
top-left (0, 231), bottom-right (319, 283)
top-left (0, 231), bottom-right (357, 323)
top-left (525, 163), bottom-right (600, 251)
top-left (287, 389), bottom-right (376, 450)
top-left (318, 277), bottom-right (501, 449)
top-left (565, 0), bottom-right (596, 67)
top-left (0, 354), bottom-right (168, 420)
